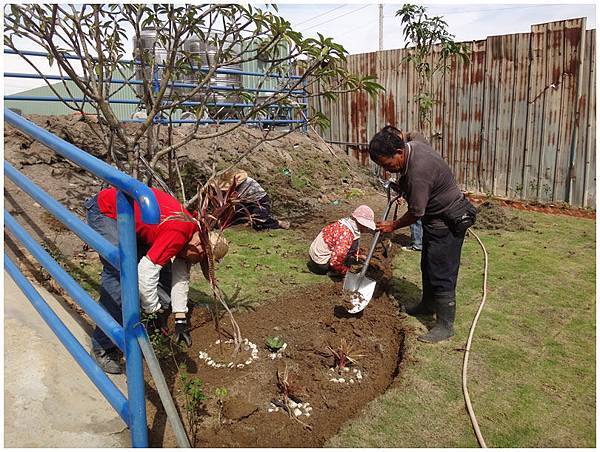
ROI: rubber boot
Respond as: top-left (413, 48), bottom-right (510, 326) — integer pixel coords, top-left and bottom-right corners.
top-left (405, 292), bottom-right (435, 316)
top-left (418, 293), bottom-right (456, 343)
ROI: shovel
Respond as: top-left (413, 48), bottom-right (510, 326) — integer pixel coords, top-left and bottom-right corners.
top-left (344, 185), bottom-right (399, 314)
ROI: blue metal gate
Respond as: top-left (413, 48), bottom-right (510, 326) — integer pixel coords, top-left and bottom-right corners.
top-left (4, 108), bottom-right (159, 447)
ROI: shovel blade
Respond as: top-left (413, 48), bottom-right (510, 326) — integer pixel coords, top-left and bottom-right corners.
top-left (343, 273), bottom-right (377, 314)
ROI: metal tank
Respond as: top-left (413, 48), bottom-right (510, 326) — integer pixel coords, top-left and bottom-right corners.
top-left (180, 33), bottom-right (243, 118)
top-left (134, 28), bottom-right (244, 119)
top-left (133, 27), bottom-right (180, 99)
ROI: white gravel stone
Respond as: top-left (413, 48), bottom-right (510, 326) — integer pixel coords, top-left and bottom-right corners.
top-left (330, 378), bottom-right (338, 382)
top-left (237, 364), bottom-right (244, 368)
top-left (357, 372), bottom-right (363, 380)
top-left (339, 378), bottom-right (345, 383)
top-left (288, 401), bottom-right (297, 408)
top-left (305, 413), bottom-right (311, 417)
top-left (245, 359), bottom-right (252, 365)
top-left (342, 367), bottom-right (350, 372)
top-left (349, 379), bottom-right (355, 384)
top-left (352, 368), bottom-right (358, 374)
top-left (215, 339), bottom-right (220, 344)
top-left (307, 406), bottom-right (313, 411)
top-left (293, 408), bottom-right (302, 417)
top-left (268, 408), bottom-right (274, 413)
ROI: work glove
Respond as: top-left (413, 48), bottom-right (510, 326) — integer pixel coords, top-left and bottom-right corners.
top-left (174, 316), bottom-right (192, 347)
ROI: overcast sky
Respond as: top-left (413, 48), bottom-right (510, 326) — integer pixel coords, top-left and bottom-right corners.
top-left (277, 2), bottom-right (596, 54)
top-left (3, 1), bottom-right (596, 94)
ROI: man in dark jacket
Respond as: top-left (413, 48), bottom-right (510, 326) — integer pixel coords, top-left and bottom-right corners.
top-left (369, 126), bottom-right (476, 343)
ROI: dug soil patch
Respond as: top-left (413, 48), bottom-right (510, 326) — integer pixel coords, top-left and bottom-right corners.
top-left (146, 255), bottom-right (403, 447)
top-left (475, 200), bottom-right (533, 231)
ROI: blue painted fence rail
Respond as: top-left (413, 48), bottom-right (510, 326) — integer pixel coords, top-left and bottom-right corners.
top-left (4, 48), bottom-right (309, 130)
top-left (4, 108), bottom-right (160, 447)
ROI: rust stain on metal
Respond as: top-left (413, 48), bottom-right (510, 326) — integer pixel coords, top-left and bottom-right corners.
top-left (564, 25), bottom-right (582, 46)
top-left (311, 20), bottom-right (595, 207)
top-left (383, 93), bottom-right (396, 127)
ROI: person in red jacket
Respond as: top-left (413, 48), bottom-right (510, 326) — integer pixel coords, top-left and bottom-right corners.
top-left (308, 205), bottom-right (376, 275)
top-left (84, 187), bottom-right (228, 374)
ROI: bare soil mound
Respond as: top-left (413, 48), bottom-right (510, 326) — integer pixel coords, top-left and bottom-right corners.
top-left (147, 257), bottom-right (403, 447)
top-left (475, 200), bottom-right (533, 231)
top-left (5, 114), bottom-right (376, 225)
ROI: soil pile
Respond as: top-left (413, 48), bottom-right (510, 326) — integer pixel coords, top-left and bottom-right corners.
top-left (476, 200), bottom-right (533, 231)
top-left (5, 114), bottom-right (377, 258)
top-left (5, 114), bottom-right (376, 223)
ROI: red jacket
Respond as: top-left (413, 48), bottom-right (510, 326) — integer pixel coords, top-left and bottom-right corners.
top-left (97, 188), bottom-right (197, 266)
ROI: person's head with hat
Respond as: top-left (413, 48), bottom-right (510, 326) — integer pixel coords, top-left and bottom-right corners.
top-left (212, 169), bottom-right (248, 192)
top-left (178, 229), bottom-right (229, 265)
top-left (351, 205), bottom-right (376, 234)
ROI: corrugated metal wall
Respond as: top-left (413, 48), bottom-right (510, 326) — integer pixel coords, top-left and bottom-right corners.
top-left (312, 19), bottom-right (596, 208)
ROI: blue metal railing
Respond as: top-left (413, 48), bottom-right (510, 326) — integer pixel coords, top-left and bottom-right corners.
top-left (4, 108), bottom-right (159, 447)
top-left (4, 48), bottom-right (309, 128)
top-left (4, 72), bottom-right (307, 95)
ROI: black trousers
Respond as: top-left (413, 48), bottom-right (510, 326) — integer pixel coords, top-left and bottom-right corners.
top-left (307, 258), bottom-right (329, 275)
top-left (233, 194), bottom-right (280, 231)
top-left (421, 220), bottom-right (467, 299)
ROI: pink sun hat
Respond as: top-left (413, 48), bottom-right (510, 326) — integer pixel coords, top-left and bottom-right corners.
top-left (351, 205), bottom-right (376, 230)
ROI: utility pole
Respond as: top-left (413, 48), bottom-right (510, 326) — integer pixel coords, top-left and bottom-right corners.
top-left (378, 4), bottom-right (384, 50)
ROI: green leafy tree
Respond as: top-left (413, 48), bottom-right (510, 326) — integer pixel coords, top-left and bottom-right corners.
top-left (396, 4), bottom-right (470, 130)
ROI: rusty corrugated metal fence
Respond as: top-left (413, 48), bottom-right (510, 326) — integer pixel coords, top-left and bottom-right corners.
top-left (312, 19), bottom-right (596, 208)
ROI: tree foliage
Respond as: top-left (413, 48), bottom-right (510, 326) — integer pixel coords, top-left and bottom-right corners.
top-left (396, 4), bottom-right (470, 130)
top-left (4, 4), bottom-right (383, 188)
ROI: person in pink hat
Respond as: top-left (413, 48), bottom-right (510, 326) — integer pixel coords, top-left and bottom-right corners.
top-left (308, 205), bottom-right (376, 275)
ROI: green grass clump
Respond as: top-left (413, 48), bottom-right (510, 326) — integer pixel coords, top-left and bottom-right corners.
top-left (327, 209), bottom-right (595, 448)
top-left (189, 228), bottom-right (322, 310)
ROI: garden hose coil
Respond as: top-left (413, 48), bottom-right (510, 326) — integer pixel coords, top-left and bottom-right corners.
top-left (463, 227), bottom-right (489, 448)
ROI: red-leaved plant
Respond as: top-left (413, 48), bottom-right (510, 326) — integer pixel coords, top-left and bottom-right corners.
top-left (165, 176), bottom-right (253, 354)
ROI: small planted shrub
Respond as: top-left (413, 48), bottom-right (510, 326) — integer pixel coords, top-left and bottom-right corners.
top-left (266, 336), bottom-right (285, 352)
top-left (179, 365), bottom-right (208, 446)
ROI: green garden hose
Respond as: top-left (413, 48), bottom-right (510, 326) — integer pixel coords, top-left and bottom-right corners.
top-left (463, 227), bottom-right (489, 448)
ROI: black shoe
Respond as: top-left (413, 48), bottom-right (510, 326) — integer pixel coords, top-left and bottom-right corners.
top-left (418, 293), bottom-right (456, 343)
top-left (405, 301), bottom-right (435, 316)
top-left (92, 348), bottom-right (125, 374)
top-left (405, 292), bottom-right (435, 316)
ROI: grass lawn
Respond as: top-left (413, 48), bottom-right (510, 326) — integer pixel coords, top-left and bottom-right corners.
top-left (69, 208), bottom-right (595, 447)
top-left (188, 227), bottom-right (324, 309)
top-left (326, 209), bottom-right (596, 448)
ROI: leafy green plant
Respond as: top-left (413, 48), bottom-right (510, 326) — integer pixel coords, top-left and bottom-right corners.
top-left (179, 365), bottom-right (208, 446)
top-left (396, 4), bottom-right (470, 130)
top-left (346, 188), bottom-right (365, 200)
top-left (266, 336), bottom-right (285, 352)
top-left (141, 312), bottom-right (175, 359)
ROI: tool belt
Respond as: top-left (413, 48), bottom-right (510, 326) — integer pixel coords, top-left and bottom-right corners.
top-left (441, 196), bottom-right (477, 235)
